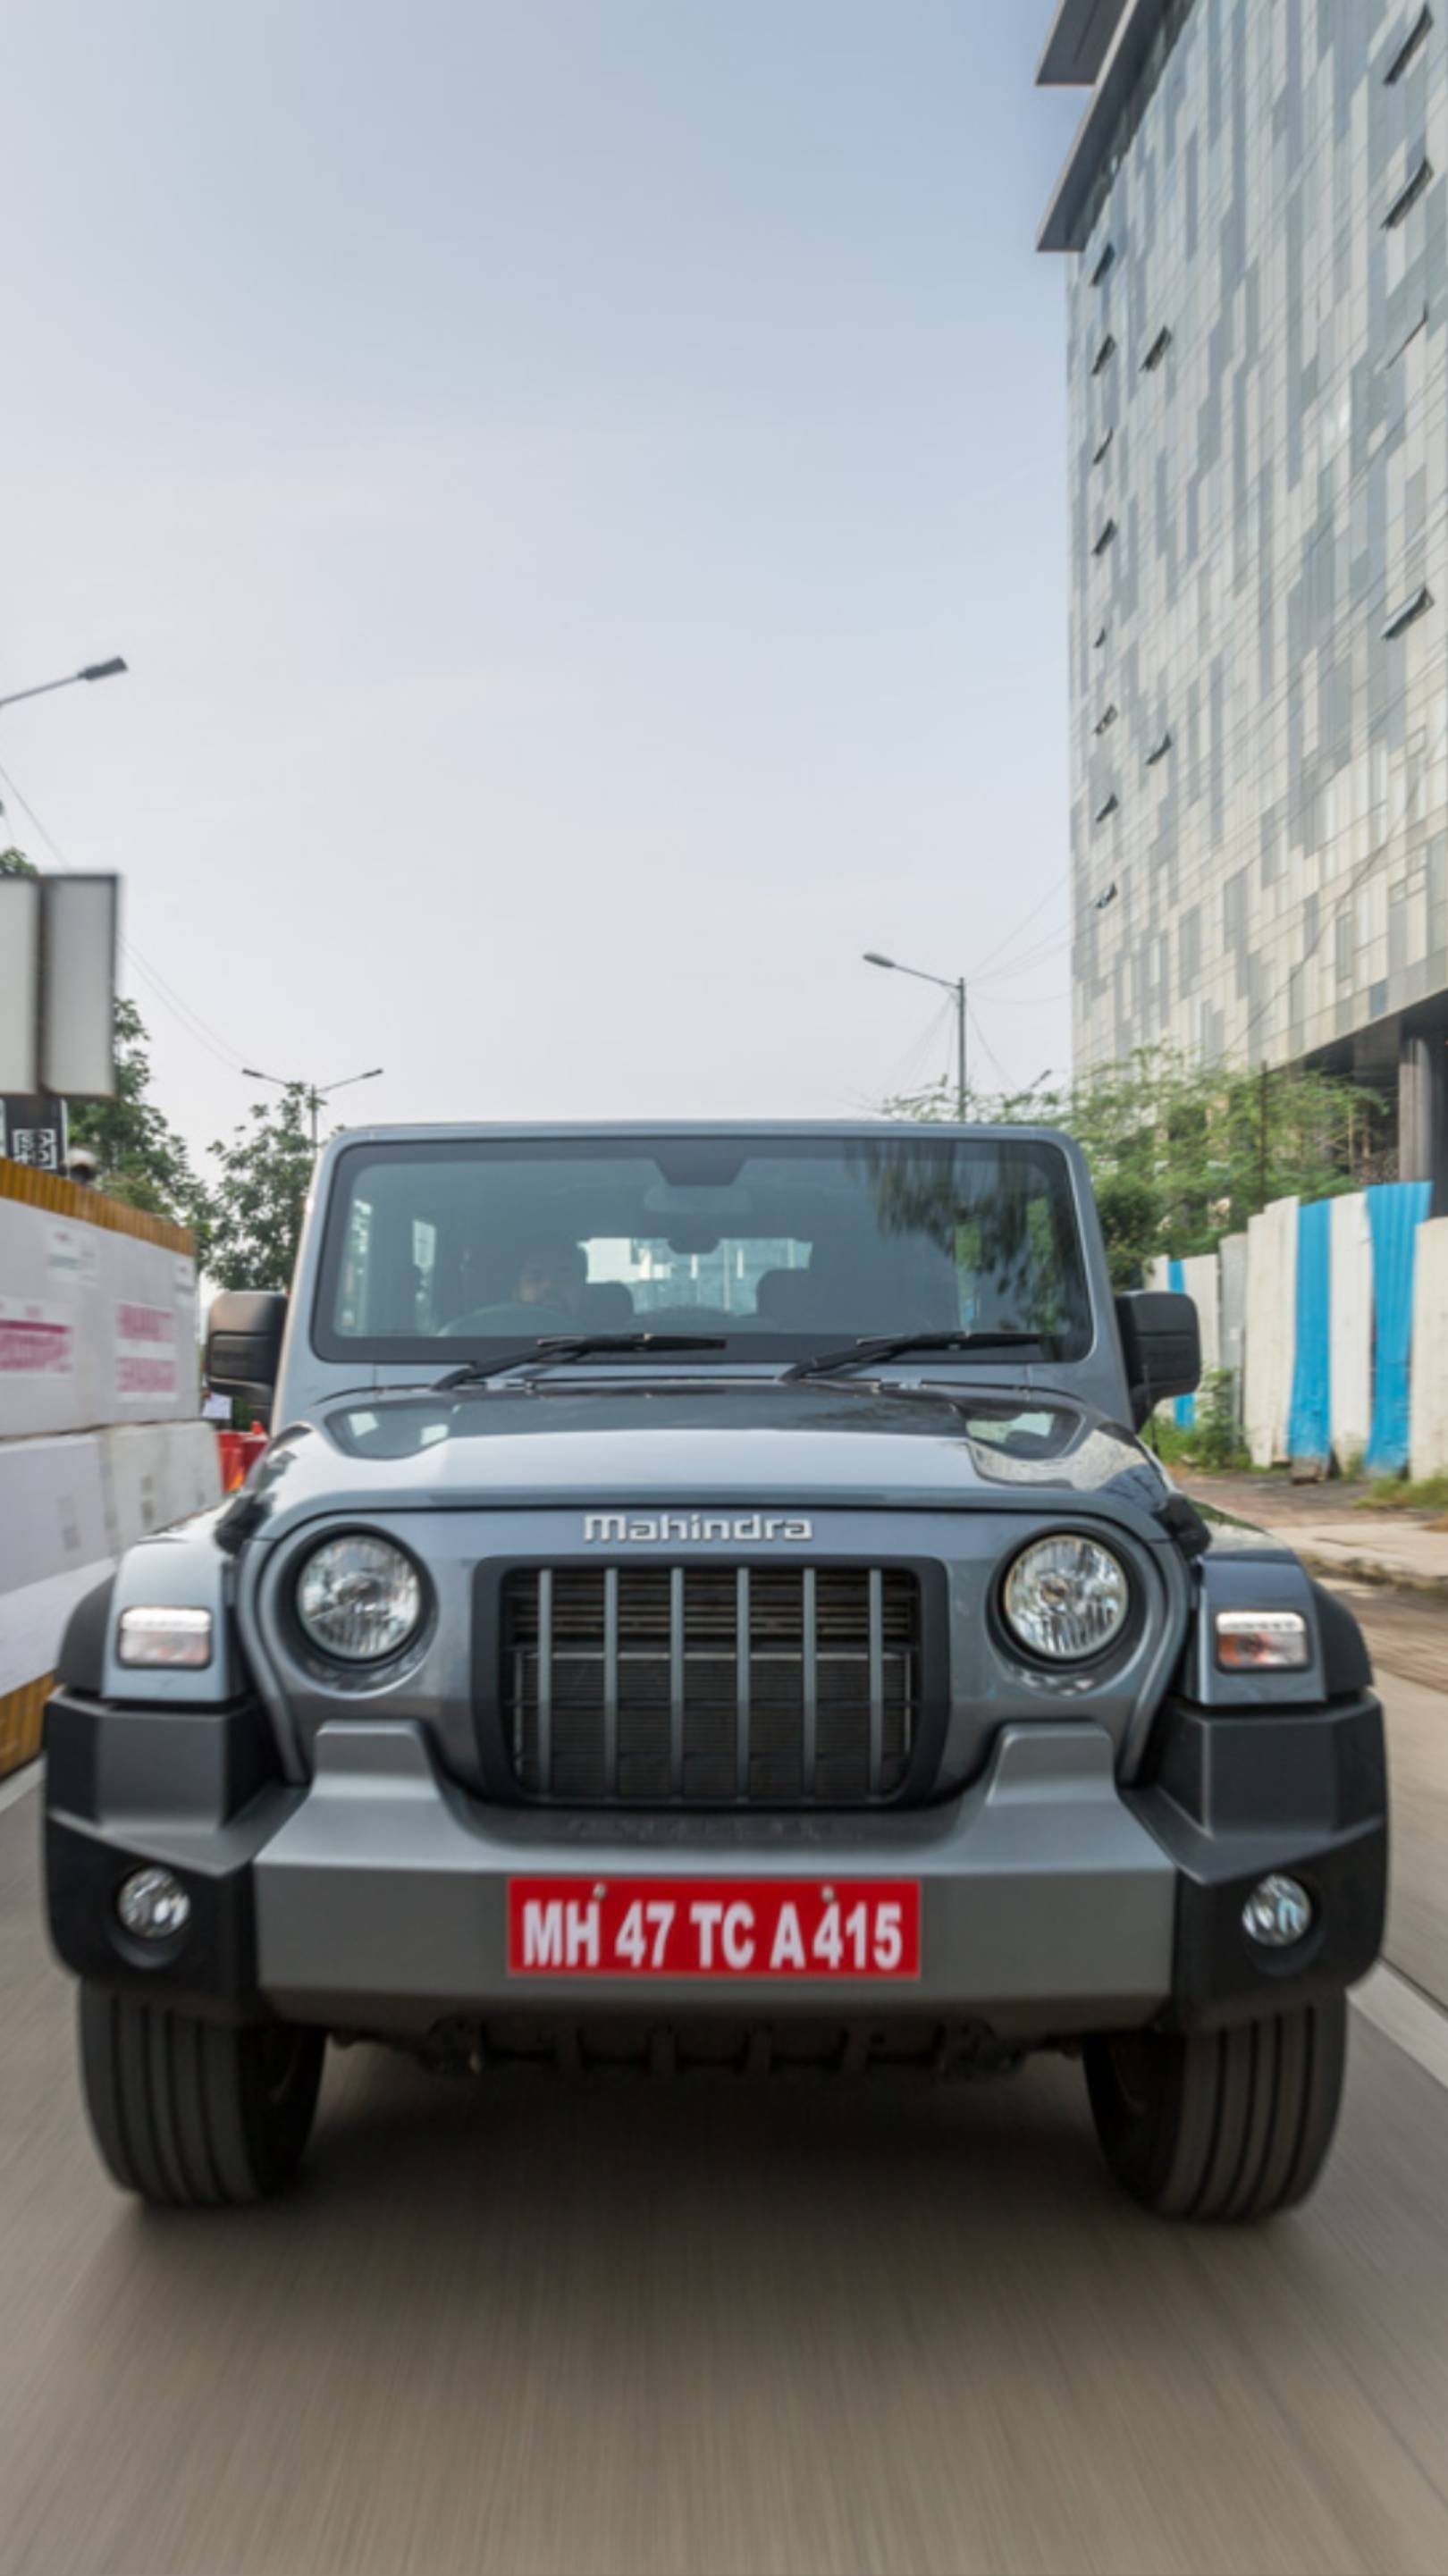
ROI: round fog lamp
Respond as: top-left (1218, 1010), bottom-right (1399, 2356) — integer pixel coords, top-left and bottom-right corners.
top-left (1242, 1873), bottom-right (1313, 1949)
top-left (117, 1866), bottom-right (191, 1941)
top-left (1001, 1533), bottom-right (1130, 1662)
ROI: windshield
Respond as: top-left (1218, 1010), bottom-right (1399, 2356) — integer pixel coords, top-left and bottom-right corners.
top-left (313, 1133), bottom-right (1093, 1366)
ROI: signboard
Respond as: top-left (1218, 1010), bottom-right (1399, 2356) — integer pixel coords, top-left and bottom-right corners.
top-left (0, 873), bottom-right (117, 1099)
top-left (0, 1095), bottom-right (67, 1175)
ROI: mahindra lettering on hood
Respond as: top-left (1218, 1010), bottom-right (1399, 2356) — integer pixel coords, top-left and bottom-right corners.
top-left (43, 1123), bottom-right (1386, 2225)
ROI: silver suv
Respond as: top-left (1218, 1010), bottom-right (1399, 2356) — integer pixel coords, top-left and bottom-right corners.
top-left (45, 1124), bottom-right (1385, 2217)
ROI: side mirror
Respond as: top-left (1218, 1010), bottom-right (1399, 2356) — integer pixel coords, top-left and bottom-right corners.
top-left (205, 1290), bottom-right (288, 1425)
top-left (1114, 1290), bottom-right (1201, 1431)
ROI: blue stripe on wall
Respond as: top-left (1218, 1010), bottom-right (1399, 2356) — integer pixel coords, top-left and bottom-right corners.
top-left (1365, 1181), bottom-right (1432, 1477)
top-left (1168, 1257), bottom-right (1194, 1426)
top-left (1286, 1199), bottom-right (1331, 1468)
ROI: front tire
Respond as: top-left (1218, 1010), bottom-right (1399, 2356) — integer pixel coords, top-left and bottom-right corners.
top-left (79, 1986), bottom-right (324, 2208)
top-left (1084, 1996), bottom-right (1347, 2221)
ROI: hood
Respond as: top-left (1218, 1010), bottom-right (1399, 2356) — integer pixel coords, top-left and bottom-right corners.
top-left (218, 1377), bottom-right (1184, 1548)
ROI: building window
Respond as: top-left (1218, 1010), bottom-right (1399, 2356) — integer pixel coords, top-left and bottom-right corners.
top-left (1145, 729), bottom-right (1173, 766)
top-left (1090, 333), bottom-right (1116, 376)
top-left (1141, 325), bottom-right (1172, 372)
top-left (1334, 911), bottom-right (1355, 983)
top-left (1093, 792), bottom-right (1119, 825)
top-left (1092, 518), bottom-right (1117, 556)
top-left (1090, 240), bottom-right (1115, 286)
top-left (1389, 302), bottom-right (1428, 362)
top-left (1092, 426), bottom-right (1114, 466)
top-left (1383, 154), bottom-right (1432, 227)
top-left (1385, 7), bottom-right (1432, 85)
top-left (1094, 703), bottom-right (1119, 735)
top-left (1383, 583), bottom-right (1432, 637)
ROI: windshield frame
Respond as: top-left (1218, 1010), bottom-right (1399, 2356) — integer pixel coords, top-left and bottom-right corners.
top-left (307, 1128), bottom-right (1102, 1377)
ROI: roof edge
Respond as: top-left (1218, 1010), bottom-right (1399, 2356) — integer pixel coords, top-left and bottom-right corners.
top-left (1035, 0), bottom-right (1129, 87)
top-left (1037, 0), bottom-right (1178, 252)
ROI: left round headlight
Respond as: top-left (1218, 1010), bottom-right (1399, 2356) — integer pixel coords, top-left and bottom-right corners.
top-left (1001, 1532), bottom-right (1130, 1663)
top-left (294, 1534), bottom-right (424, 1663)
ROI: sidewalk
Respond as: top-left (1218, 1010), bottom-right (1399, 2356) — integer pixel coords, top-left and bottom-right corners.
top-left (1180, 1470), bottom-right (1448, 1597)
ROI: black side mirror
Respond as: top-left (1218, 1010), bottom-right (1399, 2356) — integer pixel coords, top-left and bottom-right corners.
top-left (1114, 1289), bottom-right (1201, 1431)
top-left (206, 1290), bottom-right (288, 1425)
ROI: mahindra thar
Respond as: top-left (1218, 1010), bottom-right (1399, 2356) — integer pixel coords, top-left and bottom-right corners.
top-left (44, 1124), bottom-right (1386, 2217)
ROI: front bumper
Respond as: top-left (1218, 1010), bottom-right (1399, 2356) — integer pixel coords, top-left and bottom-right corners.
top-left (44, 1689), bottom-right (1387, 2041)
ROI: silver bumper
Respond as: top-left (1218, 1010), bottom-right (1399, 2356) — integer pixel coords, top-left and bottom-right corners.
top-left (254, 1719), bottom-right (1177, 2033)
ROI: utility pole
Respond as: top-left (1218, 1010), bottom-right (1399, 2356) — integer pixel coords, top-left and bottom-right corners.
top-left (242, 1064), bottom-right (384, 1156)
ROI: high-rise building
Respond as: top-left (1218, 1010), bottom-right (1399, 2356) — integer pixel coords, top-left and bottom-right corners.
top-left (1038, 0), bottom-right (1448, 1193)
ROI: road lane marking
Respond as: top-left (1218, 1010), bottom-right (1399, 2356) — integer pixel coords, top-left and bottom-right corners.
top-left (0, 1760), bottom-right (41, 1817)
top-left (1353, 1962), bottom-right (1448, 2095)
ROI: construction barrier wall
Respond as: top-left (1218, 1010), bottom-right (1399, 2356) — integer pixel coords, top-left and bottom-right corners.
top-left (0, 1166), bottom-right (217, 1777)
top-left (1157, 1181), bottom-right (1448, 1481)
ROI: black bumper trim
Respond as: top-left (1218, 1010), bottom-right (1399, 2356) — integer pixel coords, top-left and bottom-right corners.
top-left (1130, 1691), bottom-right (1388, 2031)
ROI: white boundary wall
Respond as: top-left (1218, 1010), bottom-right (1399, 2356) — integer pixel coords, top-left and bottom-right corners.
top-left (1244, 1198), bottom-right (1299, 1466)
top-left (0, 1422), bottom-right (222, 1698)
top-left (1410, 1219), bottom-right (1448, 1481)
top-left (1328, 1193), bottom-right (1374, 1469)
top-left (1181, 1254), bottom-right (1221, 1379)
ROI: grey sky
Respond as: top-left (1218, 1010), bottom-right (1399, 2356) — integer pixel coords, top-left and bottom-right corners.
top-left (5, 2), bottom-right (1081, 1156)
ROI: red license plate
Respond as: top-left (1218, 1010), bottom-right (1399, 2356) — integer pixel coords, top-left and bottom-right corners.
top-left (508, 1877), bottom-right (920, 1981)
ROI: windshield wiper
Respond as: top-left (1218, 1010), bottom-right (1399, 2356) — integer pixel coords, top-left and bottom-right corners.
top-left (784, 1330), bottom-right (1047, 1383)
top-left (434, 1332), bottom-right (728, 1389)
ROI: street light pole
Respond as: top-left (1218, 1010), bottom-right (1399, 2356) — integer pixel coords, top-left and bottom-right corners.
top-left (0, 658), bottom-right (128, 715)
top-left (241, 1065), bottom-right (384, 1156)
top-left (863, 952), bottom-right (969, 1121)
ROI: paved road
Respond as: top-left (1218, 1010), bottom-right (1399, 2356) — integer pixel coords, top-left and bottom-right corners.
top-left (2, 1655), bottom-right (1446, 2576)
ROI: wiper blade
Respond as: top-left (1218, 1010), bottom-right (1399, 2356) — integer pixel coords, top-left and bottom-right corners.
top-left (434, 1332), bottom-right (728, 1389)
top-left (784, 1330), bottom-right (1046, 1383)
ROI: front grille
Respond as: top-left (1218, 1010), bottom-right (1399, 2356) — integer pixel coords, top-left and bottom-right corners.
top-left (501, 1565), bottom-right (920, 1805)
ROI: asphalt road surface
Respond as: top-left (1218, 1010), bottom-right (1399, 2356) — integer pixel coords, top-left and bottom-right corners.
top-left (3, 1653), bottom-right (1446, 2576)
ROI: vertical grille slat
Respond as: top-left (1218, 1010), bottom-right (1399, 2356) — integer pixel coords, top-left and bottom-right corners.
top-left (801, 1566), bottom-right (818, 1799)
top-left (536, 1567), bottom-right (553, 1797)
top-left (736, 1567), bottom-right (752, 1801)
top-left (603, 1566), bottom-right (619, 1799)
top-left (669, 1566), bottom-right (686, 1798)
top-left (501, 1560), bottom-right (922, 1808)
top-left (868, 1566), bottom-right (885, 1799)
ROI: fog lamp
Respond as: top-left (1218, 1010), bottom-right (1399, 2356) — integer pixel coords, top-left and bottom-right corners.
top-left (116, 1866), bottom-right (191, 1941)
top-left (1242, 1874), bottom-right (1313, 1949)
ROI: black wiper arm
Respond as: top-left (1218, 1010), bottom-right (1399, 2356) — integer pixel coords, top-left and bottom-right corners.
top-left (783, 1330), bottom-right (1045, 1383)
top-left (434, 1332), bottom-right (728, 1389)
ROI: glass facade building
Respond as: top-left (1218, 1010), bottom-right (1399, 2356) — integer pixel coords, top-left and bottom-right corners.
top-left (1038, 0), bottom-right (1448, 1188)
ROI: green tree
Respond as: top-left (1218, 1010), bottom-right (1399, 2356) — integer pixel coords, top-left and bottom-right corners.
top-left (883, 1047), bottom-right (1385, 1287)
top-left (66, 998), bottom-right (211, 1243)
top-left (0, 837), bottom-right (38, 879)
top-left (206, 1085), bottom-right (314, 1292)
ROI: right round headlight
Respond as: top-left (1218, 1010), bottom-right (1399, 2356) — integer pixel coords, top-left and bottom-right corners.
top-left (295, 1534), bottom-right (424, 1663)
top-left (1001, 1532), bottom-right (1130, 1663)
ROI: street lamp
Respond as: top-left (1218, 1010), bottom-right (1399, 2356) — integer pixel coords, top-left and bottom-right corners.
top-left (863, 952), bottom-right (968, 1121)
top-left (0, 658), bottom-right (129, 715)
top-left (241, 1064), bottom-right (384, 1154)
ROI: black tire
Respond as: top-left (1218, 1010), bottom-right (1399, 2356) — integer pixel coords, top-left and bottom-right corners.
top-left (1084, 1995), bottom-right (1348, 2221)
top-left (79, 1985), bottom-right (324, 2208)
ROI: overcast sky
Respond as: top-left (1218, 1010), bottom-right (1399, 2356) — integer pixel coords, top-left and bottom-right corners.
top-left (4, 2), bottom-right (1082, 1161)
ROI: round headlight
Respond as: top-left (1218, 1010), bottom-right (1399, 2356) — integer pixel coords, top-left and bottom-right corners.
top-left (295, 1535), bottom-right (424, 1663)
top-left (1001, 1533), bottom-right (1130, 1663)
